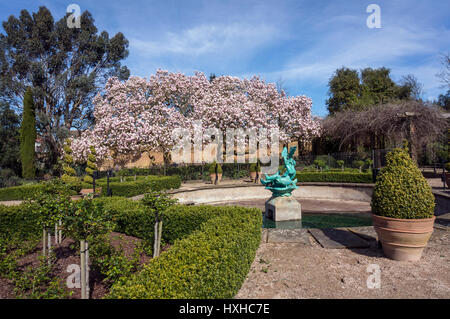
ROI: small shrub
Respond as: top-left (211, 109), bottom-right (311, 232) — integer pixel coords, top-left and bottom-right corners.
top-left (208, 160), bottom-right (222, 174)
top-left (371, 144), bottom-right (435, 219)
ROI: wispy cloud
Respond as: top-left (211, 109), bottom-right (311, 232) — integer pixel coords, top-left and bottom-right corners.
top-left (130, 22), bottom-right (279, 57)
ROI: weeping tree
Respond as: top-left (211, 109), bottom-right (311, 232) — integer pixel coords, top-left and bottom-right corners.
top-left (20, 87), bottom-right (36, 179)
top-left (322, 101), bottom-right (447, 163)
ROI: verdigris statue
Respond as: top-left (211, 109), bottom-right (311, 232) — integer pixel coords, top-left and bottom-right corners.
top-left (261, 146), bottom-right (298, 197)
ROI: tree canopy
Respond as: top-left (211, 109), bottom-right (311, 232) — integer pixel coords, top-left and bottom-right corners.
top-left (326, 67), bottom-right (419, 114)
top-left (0, 101), bottom-right (21, 175)
top-left (0, 6), bottom-right (130, 173)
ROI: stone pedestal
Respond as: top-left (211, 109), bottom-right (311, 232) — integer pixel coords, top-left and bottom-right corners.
top-left (265, 196), bottom-right (302, 222)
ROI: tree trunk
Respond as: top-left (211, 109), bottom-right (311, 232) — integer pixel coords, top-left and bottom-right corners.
top-left (85, 242), bottom-right (90, 298)
top-left (80, 240), bottom-right (87, 299)
top-left (47, 230), bottom-right (52, 265)
top-left (42, 228), bottom-right (47, 258)
top-left (55, 223), bottom-right (58, 244)
top-left (58, 220), bottom-right (62, 243)
top-left (153, 216), bottom-right (162, 258)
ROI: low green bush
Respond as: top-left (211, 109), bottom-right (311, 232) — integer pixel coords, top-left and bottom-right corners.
top-left (0, 203), bottom-right (41, 241)
top-left (0, 184), bottom-right (46, 201)
top-left (107, 205), bottom-right (262, 299)
top-left (371, 145), bottom-right (435, 219)
top-left (96, 175), bottom-right (181, 197)
top-left (296, 171), bottom-right (372, 183)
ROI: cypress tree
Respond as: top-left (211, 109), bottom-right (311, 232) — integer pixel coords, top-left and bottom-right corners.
top-left (20, 87), bottom-right (37, 179)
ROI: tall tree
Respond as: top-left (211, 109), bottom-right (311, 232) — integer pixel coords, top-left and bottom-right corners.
top-left (326, 67), bottom-right (361, 114)
top-left (0, 101), bottom-right (21, 175)
top-left (326, 66), bottom-right (421, 114)
top-left (360, 67), bottom-right (399, 105)
top-left (436, 89), bottom-right (450, 111)
top-left (0, 6), bottom-right (129, 173)
top-left (20, 87), bottom-right (36, 179)
top-left (437, 52), bottom-right (450, 88)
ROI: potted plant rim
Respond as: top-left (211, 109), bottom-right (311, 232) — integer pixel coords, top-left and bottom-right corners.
top-left (371, 142), bottom-right (435, 261)
top-left (208, 160), bottom-right (222, 184)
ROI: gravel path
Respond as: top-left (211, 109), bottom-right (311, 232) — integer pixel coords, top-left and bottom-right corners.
top-left (235, 228), bottom-right (450, 299)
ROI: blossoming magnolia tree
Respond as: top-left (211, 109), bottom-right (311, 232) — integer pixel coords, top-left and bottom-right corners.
top-left (71, 69), bottom-right (320, 167)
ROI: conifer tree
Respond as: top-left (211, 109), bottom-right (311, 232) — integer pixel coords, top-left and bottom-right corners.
top-left (20, 87), bottom-right (36, 179)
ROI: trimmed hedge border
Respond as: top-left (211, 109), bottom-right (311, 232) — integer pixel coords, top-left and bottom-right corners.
top-left (0, 175), bottom-right (181, 201)
top-left (296, 171), bottom-right (372, 183)
top-left (96, 175), bottom-right (181, 197)
top-left (0, 184), bottom-right (57, 201)
top-left (106, 203), bottom-right (262, 299)
top-left (0, 203), bottom-right (40, 241)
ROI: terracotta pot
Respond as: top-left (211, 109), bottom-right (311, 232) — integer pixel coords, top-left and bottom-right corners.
top-left (372, 214), bottom-right (435, 261)
top-left (250, 171), bottom-right (257, 181)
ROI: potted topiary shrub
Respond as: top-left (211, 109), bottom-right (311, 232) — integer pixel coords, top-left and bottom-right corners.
top-left (208, 160), bottom-right (222, 184)
top-left (371, 142), bottom-right (435, 261)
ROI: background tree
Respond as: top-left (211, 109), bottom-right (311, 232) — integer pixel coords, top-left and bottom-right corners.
top-left (360, 67), bottom-right (399, 105)
top-left (436, 89), bottom-right (450, 111)
top-left (326, 67), bottom-right (361, 114)
top-left (0, 101), bottom-right (21, 175)
top-left (20, 87), bottom-right (36, 179)
top-left (326, 67), bottom-right (421, 114)
top-left (0, 6), bottom-right (130, 173)
top-left (437, 52), bottom-right (450, 88)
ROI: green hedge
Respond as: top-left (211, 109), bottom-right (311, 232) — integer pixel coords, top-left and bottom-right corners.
top-left (0, 184), bottom-right (46, 201)
top-left (96, 175), bottom-right (181, 197)
top-left (296, 171), bottom-right (372, 183)
top-left (0, 175), bottom-right (181, 201)
top-left (107, 203), bottom-right (262, 299)
top-left (0, 203), bottom-right (41, 241)
top-left (1, 196), bottom-right (262, 298)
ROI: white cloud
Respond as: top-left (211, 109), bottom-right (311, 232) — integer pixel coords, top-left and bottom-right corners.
top-left (130, 22), bottom-right (279, 57)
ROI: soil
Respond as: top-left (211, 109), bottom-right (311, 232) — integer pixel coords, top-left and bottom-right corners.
top-left (0, 232), bottom-right (169, 299)
top-left (235, 228), bottom-right (450, 299)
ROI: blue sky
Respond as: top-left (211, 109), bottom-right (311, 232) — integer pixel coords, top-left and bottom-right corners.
top-left (1, 0), bottom-right (449, 117)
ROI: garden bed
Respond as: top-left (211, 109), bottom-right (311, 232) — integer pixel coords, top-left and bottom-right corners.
top-left (0, 197), bottom-right (261, 299)
top-left (0, 231), bottom-right (165, 299)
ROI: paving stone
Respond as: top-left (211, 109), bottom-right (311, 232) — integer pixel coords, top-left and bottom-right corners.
top-left (308, 228), bottom-right (370, 249)
top-left (267, 228), bottom-right (311, 245)
top-left (347, 226), bottom-right (379, 248)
